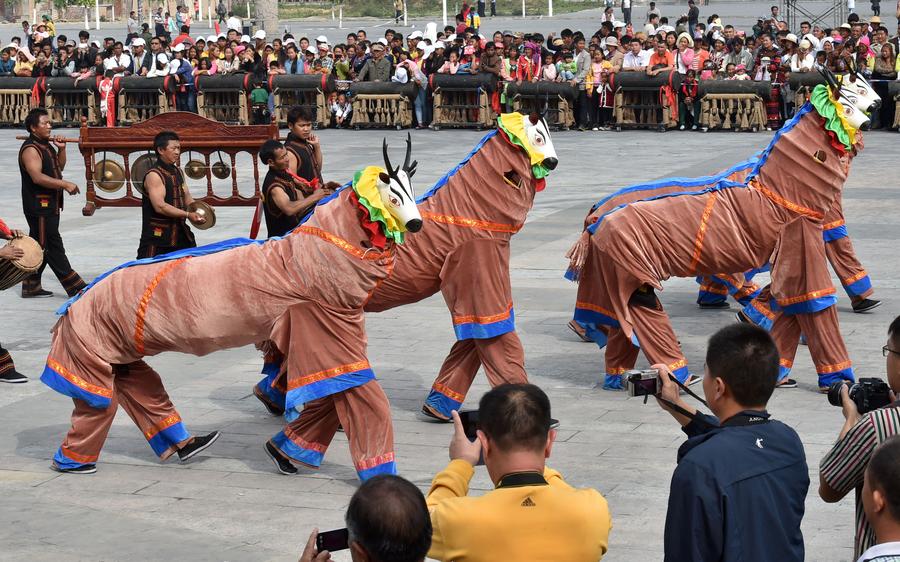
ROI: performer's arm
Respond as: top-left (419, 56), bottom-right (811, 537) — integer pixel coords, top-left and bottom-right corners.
top-left (145, 171), bottom-right (203, 222)
top-left (53, 135), bottom-right (67, 171)
top-left (307, 134), bottom-right (323, 172)
top-left (22, 146), bottom-right (78, 193)
top-left (270, 184), bottom-right (326, 217)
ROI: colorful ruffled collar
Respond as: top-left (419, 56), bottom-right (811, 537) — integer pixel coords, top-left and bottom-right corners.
top-left (809, 83), bottom-right (856, 153)
top-left (352, 166), bottom-right (406, 247)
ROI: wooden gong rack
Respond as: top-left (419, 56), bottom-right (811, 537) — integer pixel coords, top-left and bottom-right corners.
top-left (77, 111), bottom-right (278, 216)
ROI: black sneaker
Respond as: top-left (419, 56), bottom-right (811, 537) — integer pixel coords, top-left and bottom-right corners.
top-left (51, 462), bottom-right (97, 474)
top-left (265, 441), bottom-right (298, 475)
top-left (0, 370), bottom-right (28, 384)
top-left (177, 431), bottom-right (220, 462)
top-left (253, 386), bottom-right (285, 417)
top-left (777, 378), bottom-right (798, 388)
top-left (22, 289), bottom-right (53, 298)
top-left (852, 298), bottom-right (882, 313)
top-left (698, 301), bottom-right (730, 309)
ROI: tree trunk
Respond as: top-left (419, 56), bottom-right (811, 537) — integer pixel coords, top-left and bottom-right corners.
top-left (257, 0), bottom-right (277, 38)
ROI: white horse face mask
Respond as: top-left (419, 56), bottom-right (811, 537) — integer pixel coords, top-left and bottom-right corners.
top-left (523, 112), bottom-right (559, 172)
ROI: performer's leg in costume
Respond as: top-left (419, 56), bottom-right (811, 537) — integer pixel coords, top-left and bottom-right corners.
top-left (53, 361), bottom-right (193, 470)
top-left (0, 342), bottom-right (26, 383)
top-left (253, 346), bottom-right (286, 416)
top-left (270, 380), bottom-right (396, 480)
top-left (22, 215), bottom-right (86, 297)
top-left (825, 235), bottom-right (876, 306)
top-left (423, 332), bottom-right (527, 420)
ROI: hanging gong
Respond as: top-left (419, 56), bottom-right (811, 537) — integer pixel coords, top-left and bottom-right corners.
top-left (211, 160), bottom-right (230, 180)
top-left (93, 159), bottom-right (125, 193)
top-left (184, 159), bottom-right (207, 180)
top-left (130, 153), bottom-right (158, 195)
top-left (187, 200), bottom-right (216, 230)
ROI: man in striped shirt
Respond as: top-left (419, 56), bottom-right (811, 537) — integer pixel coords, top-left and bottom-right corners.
top-left (820, 315), bottom-right (900, 558)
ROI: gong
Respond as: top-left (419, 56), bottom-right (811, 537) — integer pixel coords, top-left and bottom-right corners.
top-left (93, 159), bottom-right (125, 193)
top-left (130, 153), bottom-right (158, 195)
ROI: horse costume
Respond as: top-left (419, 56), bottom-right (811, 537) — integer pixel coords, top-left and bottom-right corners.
top-left (254, 112), bottom-right (559, 434)
top-left (566, 71), bottom-right (880, 390)
top-left (41, 141), bottom-right (423, 477)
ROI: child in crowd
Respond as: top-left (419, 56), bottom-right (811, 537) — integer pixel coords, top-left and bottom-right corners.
top-left (724, 62), bottom-right (736, 78)
top-left (732, 63), bottom-right (750, 80)
top-left (249, 79), bottom-right (270, 124)
top-left (557, 51), bottom-right (577, 81)
top-left (331, 92), bottom-right (352, 128)
top-left (678, 69), bottom-right (701, 130)
top-left (595, 69), bottom-right (614, 130)
top-left (540, 53), bottom-right (557, 81)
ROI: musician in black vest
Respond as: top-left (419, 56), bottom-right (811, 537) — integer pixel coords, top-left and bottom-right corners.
top-left (19, 108), bottom-right (87, 299)
top-left (259, 139), bottom-right (328, 238)
top-left (284, 106), bottom-right (324, 185)
top-left (138, 131), bottom-right (206, 259)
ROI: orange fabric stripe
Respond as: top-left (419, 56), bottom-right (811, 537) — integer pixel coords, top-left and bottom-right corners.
top-left (751, 181), bottom-right (825, 221)
top-left (287, 360), bottom-right (371, 391)
top-left (735, 283), bottom-right (761, 299)
top-left (134, 258), bottom-right (190, 355)
top-left (452, 302), bottom-right (513, 326)
top-left (283, 427), bottom-right (329, 453)
top-left (422, 211), bottom-right (522, 234)
top-left (355, 452), bottom-right (395, 471)
top-left (47, 358), bottom-right (113, 398)
top-left (606, 367), bottom-right (631, 375)
top-left (668, 359), bottom-right (688, 371)
top-left (575, 301), bottom-right (618, 319)
top-left (688, 193), bottom-right (719, 275)
top-left (296, 225), bottom-right (393, 260)
top-left (750, 299), bottom-right (776, 320)
top-left (780, 358), bottom-right (794, 368)
top-left (817, 361), bottom-right (853, 374)
top-left (60, 446), bottom-right (99, 464)
top-left (433, 383), bottom-right (466, 402)
top-left (842, 270), bottom-right (868, 285)
top-left (143, 414), bottom-right (183, 440)
top-left (776, 287), bottom-right (836, 306)
top-left (822, 219), bottom-right (845, 230)
top-left (699, 284), bottom-right (729, 295)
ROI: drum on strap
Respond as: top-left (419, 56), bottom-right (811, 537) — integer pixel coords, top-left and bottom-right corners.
top-left (0, 236), bottom-right (44, 291)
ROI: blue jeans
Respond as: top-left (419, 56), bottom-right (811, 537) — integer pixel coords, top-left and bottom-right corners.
top-left (415, 87), bottom-right (427, 126)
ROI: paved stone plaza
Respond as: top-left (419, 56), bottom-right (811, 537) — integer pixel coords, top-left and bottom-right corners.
top-left (0, 120), bottom-right (897, 561)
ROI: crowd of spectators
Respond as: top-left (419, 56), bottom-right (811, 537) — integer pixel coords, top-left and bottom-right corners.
top-left (0, 3), bottom-right (898, 130)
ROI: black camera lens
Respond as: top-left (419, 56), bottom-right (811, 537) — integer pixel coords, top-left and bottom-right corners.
top-left (827, 381), bottom-right (849, 407)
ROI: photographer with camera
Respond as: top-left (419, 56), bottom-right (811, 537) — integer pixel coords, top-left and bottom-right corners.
top-left (425, 383), bottom-right (611, 561)
top-left (652, 324), bottom-right (808, 562)
top-left (820, 315), bottom-right (900, 560)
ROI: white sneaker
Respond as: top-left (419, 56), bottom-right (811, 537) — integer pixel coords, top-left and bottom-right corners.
top-left (679, 125), bottom-right (685, 131)
top-left (691, 124), bottom-right (698, 131)
top-left (591, 127), bottom-right (599, 131)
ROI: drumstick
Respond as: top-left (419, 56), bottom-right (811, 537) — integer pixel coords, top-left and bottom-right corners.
top-left (16, 135), bottom-right (79, 142)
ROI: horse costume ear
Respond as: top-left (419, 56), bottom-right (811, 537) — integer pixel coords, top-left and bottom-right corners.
top-left (818, 66), bottom-right (839, 96)
top-left (402, 133), bottom-right (417, 178)
top-left (382, 138), bottom-right (399, 178)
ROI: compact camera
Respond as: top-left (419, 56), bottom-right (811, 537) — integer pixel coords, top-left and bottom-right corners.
top-left (827, 377), bottom-right (893, 415)
top-left (625, 369), bottom-right (661, 397)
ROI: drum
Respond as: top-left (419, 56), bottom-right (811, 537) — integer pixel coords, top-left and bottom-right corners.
top-left (188, 201), bottom-right (216, 230)
top-left (0, 236), bottom-right (44, 291)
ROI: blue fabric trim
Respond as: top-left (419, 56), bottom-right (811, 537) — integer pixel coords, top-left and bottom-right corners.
top-left (147, 421), bottom-right (191, 457)
top-left (284, 369), bottom-right (376, 411)
top-left (53, 447), bottom-right (92, 470)
top-left (746, 102), bottom-right (815, 183)
top-left (255, 361), bottom-right (286, 408)
top-left (672, 365), bottom-right (690, 384)
top-left (573, 307), bottom-right (620, 330)
top-left (843, 275), bottom-right (872, 298)
top-left (697, 290), bottom-right (728, 305)
top-left (40, 363), bottom-right (111, 409)
top-left (742, 304), bottom-right (774, 331)
top-left (779, 295), bottom-right (838, 316)
top-left (424, 388), bottom-right (463, 419)
top-left (603, 374), bottom-right (624, 390)
top-left (778, 364), bottom-right (792, 382)
top-left (417, 130), bottom-right (499, 203)
top-left (564, 267), bottom-right (579, 282)
top-left (271, 430), bottom-right (325, 468)
top-left (823, 225), bottom-right (848, 243)
top-left (818, 368), bottom-right (854, 386)
top-left (453, 308), bottom-right (515, 340)
top-left (358, 460), bottom-right (398, 481)
top-left (284, 408), bottom-right (300, 423)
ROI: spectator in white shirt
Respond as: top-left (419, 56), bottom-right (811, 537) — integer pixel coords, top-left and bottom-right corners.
top-left (226, 12), bottom-right (242, 33)
top-left (622, 38), bottom-right (648, 71)
top-left (103, 41), bottom-right (131, 77)
top-left (788, 39), bottom-right (815, 72)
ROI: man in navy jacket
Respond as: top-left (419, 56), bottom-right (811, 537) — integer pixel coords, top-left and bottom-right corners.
top-left (653, 323), bottom-right (808, 562)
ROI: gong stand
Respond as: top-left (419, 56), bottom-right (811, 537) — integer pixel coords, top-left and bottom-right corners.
top-left (77, 112), bottom-right (278, 216)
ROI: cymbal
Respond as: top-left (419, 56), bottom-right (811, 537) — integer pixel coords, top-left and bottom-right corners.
top-left (187, 200), bottom-right (216, 230)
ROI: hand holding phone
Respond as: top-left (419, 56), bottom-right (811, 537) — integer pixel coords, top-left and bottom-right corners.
top-left (450, 410), bottom-right (483, 466)
top-left (299, 528), bottom-right (335, 562)
top-left (315, 528), bottom-right (349, 553)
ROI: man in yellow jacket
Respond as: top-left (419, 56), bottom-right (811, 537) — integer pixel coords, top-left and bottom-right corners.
top-left (426, 383), bottom-right (612, 561)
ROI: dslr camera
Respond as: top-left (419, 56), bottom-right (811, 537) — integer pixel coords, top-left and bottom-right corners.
top-left (625, 369), bottom-right (661, 397)
top-left (827, 378), bottom-right (893, 415)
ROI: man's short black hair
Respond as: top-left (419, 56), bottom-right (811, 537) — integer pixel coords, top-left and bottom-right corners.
top-left (181, 25), bottom-right (189, 33)
top-left (259, 140), bottom-right (283, 166)
top-left (153, 131), bottom-right (180, 154)
top-left (705, 324), bottom-right (779, 407)
top-left (287, 106), bottom-right (313, 125)
top-left (479, 383), bottom-right (552, 453)
top-left (867, 436), bottom-right (900, 520)
top-left (888, 315), bottom-right (900, 345)
top-left (345, 475), bottom-right (431, 562)
top-left (24, 108), bottom-right (48, 133)
top-left (57, 34), bottom-right (67, 43)
top-left (79, 30), bottom-right (90, 39)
